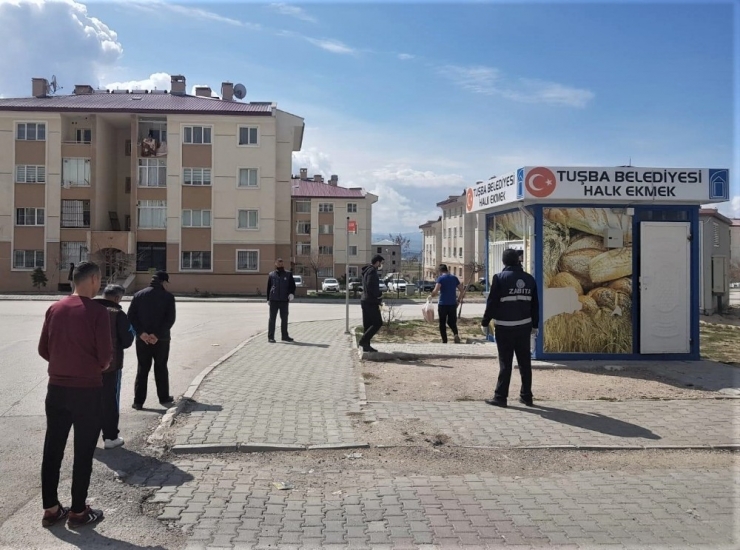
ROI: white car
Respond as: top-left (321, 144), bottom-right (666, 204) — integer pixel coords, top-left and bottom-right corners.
top-left (378, 282), bottom-right (388, 292)
top-left (293, 275), bottom-right (304, 287)
top-left (322, 278), bottom-right (340, 292)
top-left (389, 279), bottom-right (407, 292)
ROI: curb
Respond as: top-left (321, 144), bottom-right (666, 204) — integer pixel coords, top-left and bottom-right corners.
top-left (171, 442), bottom-right (371, 455)
top-left (146, 331), bottom-right (265, 447)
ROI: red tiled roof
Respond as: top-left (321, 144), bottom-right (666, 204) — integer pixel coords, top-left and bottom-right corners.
top-left (291, 179), bottom-right (366, 198)
top-left (0, 92), bottom-right (273, 116)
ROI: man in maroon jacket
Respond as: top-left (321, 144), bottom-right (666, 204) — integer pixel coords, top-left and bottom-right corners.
top-left (38, 261), bottom-right (112, 528)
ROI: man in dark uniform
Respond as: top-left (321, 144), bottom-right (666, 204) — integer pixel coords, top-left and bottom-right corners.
top-left (266, 258), bottom-right (296, 343)
top-left (481, 248), bottom-right (539, 407)
top-left (359, 255), bottom-right (385, 352)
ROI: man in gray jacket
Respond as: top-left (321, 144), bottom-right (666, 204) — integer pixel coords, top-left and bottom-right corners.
top-left (359, 255), bottom-right (384, 352)
top-left (266, 258), bottom-right (296, 343)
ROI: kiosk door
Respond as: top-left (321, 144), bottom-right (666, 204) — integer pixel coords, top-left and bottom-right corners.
top-left (639, 222), bottom-right (691, 354)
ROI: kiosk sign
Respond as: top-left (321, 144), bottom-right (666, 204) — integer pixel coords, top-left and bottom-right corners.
top-left (466, 171), bottom-right (519, 213)
top-left (522, 166), bottom-right (729, 203)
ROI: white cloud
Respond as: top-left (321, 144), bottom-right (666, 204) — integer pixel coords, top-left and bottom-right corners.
top-left (292, 148), bottom-right (335, 178)
top-left (438, 64), bottom-right (594, 108)
top-left (0, 0), bottom-right (123, 97)
top-left (398, 53), bottom-right (415, 61)
top-left (105, 72), bottom-right (171, 92)
top-left (128, 0), bottom-right (260, 29)
top-left (367, 165), bottom-right (466, 189)
top-left (306, 37), bottom-right (356, 55)
top-left (269, 3), bottom-right (316, 23)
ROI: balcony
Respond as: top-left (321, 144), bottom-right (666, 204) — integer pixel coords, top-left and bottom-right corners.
top-left (87, 231), bottom-right (136, 255)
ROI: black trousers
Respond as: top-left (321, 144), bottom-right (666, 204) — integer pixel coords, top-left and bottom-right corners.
top-left (360, 302), bottom-right (383, 347)
top-left (438, 304), bottom-right (459, 343)
top-left (268, 301), bottom-right (290, 339)
top-left (493, 326), bottom-right (533, 401)
top-left (101, 370), bottom-right (122, 441)
top-left (134, 338), bottom-right (171, 405)
top-left (41, 385), bottom-right (101, 513)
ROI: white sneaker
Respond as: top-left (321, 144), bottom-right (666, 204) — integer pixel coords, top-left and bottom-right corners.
top-left (103, 438), bottom-right (124, 449)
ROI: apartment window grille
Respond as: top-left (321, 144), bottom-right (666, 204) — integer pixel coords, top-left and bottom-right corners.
top-left (61, 200), bottom-right (90, 228)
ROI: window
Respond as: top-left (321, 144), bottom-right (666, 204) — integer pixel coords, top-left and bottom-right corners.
top-left (296, 243), bottom-right (311, 256)
top-left (459, 247), bottom-right (463, 256)
top-left (61, 242), bottom-right (88, 267)
top-left (238, 168), bottom-right (258, 188)
top-left (319, 246), bottom-right (333, 255)
top-left (444, 247), bottom-right (447, 256)
top-left (137, 200), bottom-right (167, 229)
top-left (349, 245), bottom-right (358, 256)
top-left (460, 227), bottom-right (463, 236)
top-left (16, 122), bottom-right (46, 141)
top-left (61, 200), bottom-right (90, 228)
top-left (295, 201), bottom-right (311, 213)
top-left (182, 251), bottom-right (211, 270)
top-left (319, 203), bottom-right (333, 213)
top-left (13, 249), bottom-right (44, 269)
top-left (138, 158), bottom-right (167, 187)
top-left (317, 267), bottom-right (333, 277)
top-left (183, 168), bottom-right (211, 186)
top-left (236, 250), bottom-right (259, 272)
top-left (454, 228), bottom-right (457, 237)
top-left (392, 251), bottom-right (396, 256)
top-left (125, 177), bottom-right (131, 194)
top-left (75, 128), bottom-right (92, 143)
top-left (182, 209), bottom-right (211, 228)
top-left (136, 242), bottom-right (166, 272)
top-left (296, 221), bottom-right (311, 235)
top-left (16, 207), bottom-right (44, 226)
top-left (237, 209), bottom-right (259, 230)
top-left (318, 224), bottom-right (333, 235)
top-left (62, 158), bottom-right (91, 187)
top-left (183, 126), bottom-right (212, 145)
top-left (238, 126), bottom-right (258, 146)
top-left (348, 266), bottom-right (359, 278)
top-left (15, 165), bottom-right (45, 183)
top-left (453, 248), bottom-right (457, 257)
top-left (376, 247), bottom-right (382, 253)
top-left (347, 203), bottom-right (357, 213)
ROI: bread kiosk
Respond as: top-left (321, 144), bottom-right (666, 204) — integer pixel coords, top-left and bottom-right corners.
top-left (468, 166), bottom-right (730, 360)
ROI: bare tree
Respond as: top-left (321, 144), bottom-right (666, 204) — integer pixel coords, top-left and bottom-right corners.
top-left (307, 249), bottom-right (328, 292)
top-left (458, 257), bottom-right (486, 317)
top-left (388, 233), bottom-right (411, 254)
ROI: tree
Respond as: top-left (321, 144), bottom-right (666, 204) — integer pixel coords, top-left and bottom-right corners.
top-left (458, 257), bottom-right (486, 317)
top-left (307, 249), bottom-right (328, 292)
top-left (31, 267), bottom-right (48, 290)
top-left (388, 233), bottom-right (411, 254)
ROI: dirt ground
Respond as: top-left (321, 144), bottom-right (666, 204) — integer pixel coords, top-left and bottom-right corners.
top-left (362, 316), bottom-right (485, 344)
top-left (361, 358), bottom-right (725, 402)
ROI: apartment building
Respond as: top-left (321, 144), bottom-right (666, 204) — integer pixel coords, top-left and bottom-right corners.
top-left (371, 239), bottom-right (401, 275)
top-left (0, 75), bottom-right (304, 294)
top-left (420, 216), bottom-right (442, 280)
top-left (435, 193), bottom-right (480, 281)
top-left (291, 169), bottom-right (377, 288)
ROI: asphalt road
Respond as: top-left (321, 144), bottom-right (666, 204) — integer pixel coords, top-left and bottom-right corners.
top-left (0, 299), bottom-right (486, 526)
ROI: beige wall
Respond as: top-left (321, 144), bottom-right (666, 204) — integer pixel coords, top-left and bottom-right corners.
top-left (115, 128), bottom-right (132, 229)
top-left (94, 115), bottom-right (117, 231)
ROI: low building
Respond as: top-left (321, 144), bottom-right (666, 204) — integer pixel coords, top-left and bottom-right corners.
top-left (699, 209), bottom-right (732, 314)
top-left (731, 219), bottom-right (740, 281)
top-left (436, 192), bottom-right (480, 282)
top-left (290, 170), bottom-right (377, 289)
top-left (419, 216), bottom-right (441, 280)
top-left (371, 239), bottom-right (401, 277)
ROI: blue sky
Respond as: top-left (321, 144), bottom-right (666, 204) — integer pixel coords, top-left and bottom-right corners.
top-left (0, 0), bottom-right (736, 234)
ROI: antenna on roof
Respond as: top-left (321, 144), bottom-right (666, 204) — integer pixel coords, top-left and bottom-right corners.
top-left (48, 75), bottom-right (61, 95)
top-left (233, 83), bottom-right (247, 100)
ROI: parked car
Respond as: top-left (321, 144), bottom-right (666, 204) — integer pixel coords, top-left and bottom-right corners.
top-left (321, 278), bottom-right (340, 292)
top-left (347, 277), bottom-right (363, 292)
top-left (388, 279), bottom-right (408, 292)
top-left (378, 281), bottom-right (388, 292)
top-left (466, 278), bottom-right (487, 292)
top-left (416, 280), bottom-right (436, 292)
top-left (293, 275), bottom-right (304, 287)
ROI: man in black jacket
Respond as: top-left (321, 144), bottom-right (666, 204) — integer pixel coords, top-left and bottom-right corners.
top-left (128, 271), bottom-right (176, 409)
top-left (359, 255), bottom-right (385, 352)
top-left (481, 249), bottom-right (539, 408)
top-left (94, 285), bottom-right (135, 448)
top-left (266, 258), bottom-right (296, 343)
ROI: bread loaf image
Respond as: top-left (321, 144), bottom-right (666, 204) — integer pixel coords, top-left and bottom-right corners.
top-left (566, 234), bottom-right (607, 253)
top-left (545, 207), bottom-right (632, 242)
top-left (578, 295), bottom-right (599, 314)
top-left (609, 277), bottom-right (632, 295)
top-left (543, 219), bottom-right (568, 281)
top-left (559, 248), bottom-right (603, 280)
top-left (587, 287), bottom-right (631, 310)
top-left (549, 272), bottom-right (584, 296)
top-left (588, 248), bottom-right (632, 284)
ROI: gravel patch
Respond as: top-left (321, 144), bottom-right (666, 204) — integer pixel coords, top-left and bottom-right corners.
top-left (361, 358), bottom-right (723, 402)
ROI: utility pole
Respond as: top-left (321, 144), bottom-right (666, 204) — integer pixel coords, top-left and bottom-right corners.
top-left (345, 216), bottom-right (350, 334)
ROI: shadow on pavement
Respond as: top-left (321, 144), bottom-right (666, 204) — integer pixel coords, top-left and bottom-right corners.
top-left (50, 526), bottom-right (168, 550)
top-left (184, 401), bottom-right (223, 413)
top-left (512, 404), bottom-right (662, 440)
top-left (283, 341), bottom-right (330, 348)
top-left (94, 446), bottom-right (194, 487)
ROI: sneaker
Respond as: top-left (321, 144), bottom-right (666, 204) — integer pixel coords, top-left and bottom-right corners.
top-left (281, 336), bottom-right (294, 342)
top-left (103, 438), bottom-right (124, 449)
top-left (268, 338), bottom-right (276, 343)
top-left (454, 335), bottom-right (461, 344)
top-left (362, 345), bottom-right (378, 353)
top-left (485, 398), bottom-right (507, 408)
top-left (131, 402), bottom-right (143, 410)
top-left (159, 397), bottom-right (175, 407)
top-left (42, 505), bottom-right (69, 528)
top-left (67, 506), bottom-right (104, 528)
top-left (518, 396), bottom-right (534, 407)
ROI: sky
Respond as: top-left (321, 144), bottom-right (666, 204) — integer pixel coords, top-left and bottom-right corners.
top-left (0, 0), bottom-right (737, 237)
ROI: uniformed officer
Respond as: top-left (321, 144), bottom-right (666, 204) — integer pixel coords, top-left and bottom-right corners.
top-left (266, 258), bottom-right (297, 343)
top-left (480, 248), bottom-right (539, 407)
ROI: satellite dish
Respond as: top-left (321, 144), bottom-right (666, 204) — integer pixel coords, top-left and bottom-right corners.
top-left (233, 83), bottom-right (246, 100)
top-left (49, 75), bottom-right (60, 95)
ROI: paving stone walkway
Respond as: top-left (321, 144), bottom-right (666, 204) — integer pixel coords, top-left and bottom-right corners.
top-left (173, 321), bottom-right (365, 452)
top-left (146, 458), bottom-right (738, 549)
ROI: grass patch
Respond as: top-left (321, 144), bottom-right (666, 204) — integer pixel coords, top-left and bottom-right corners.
top-left (701, 324), bottom-right (740, 364)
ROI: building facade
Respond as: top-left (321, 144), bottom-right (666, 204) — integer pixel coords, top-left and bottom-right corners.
top-left (420, 217), bottom-right (441, 280)
top-left (0, 75), bottom-right (304, 294)
top-left (699, 209), bottom-right (732, 314)
top-left (290, 170), bottom-right (377, 289)
top-left (435, 193), bottom-right (480, 282)
top-left (731, 219), bottom-right (740, 280)
top-left (371, 239), bottom-right (401, 276)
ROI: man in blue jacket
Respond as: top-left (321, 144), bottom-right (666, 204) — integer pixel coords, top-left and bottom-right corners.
top-left (481, 249), bottom-right (539, 408)
top-left (266, 258), bottom-right (296, 343)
